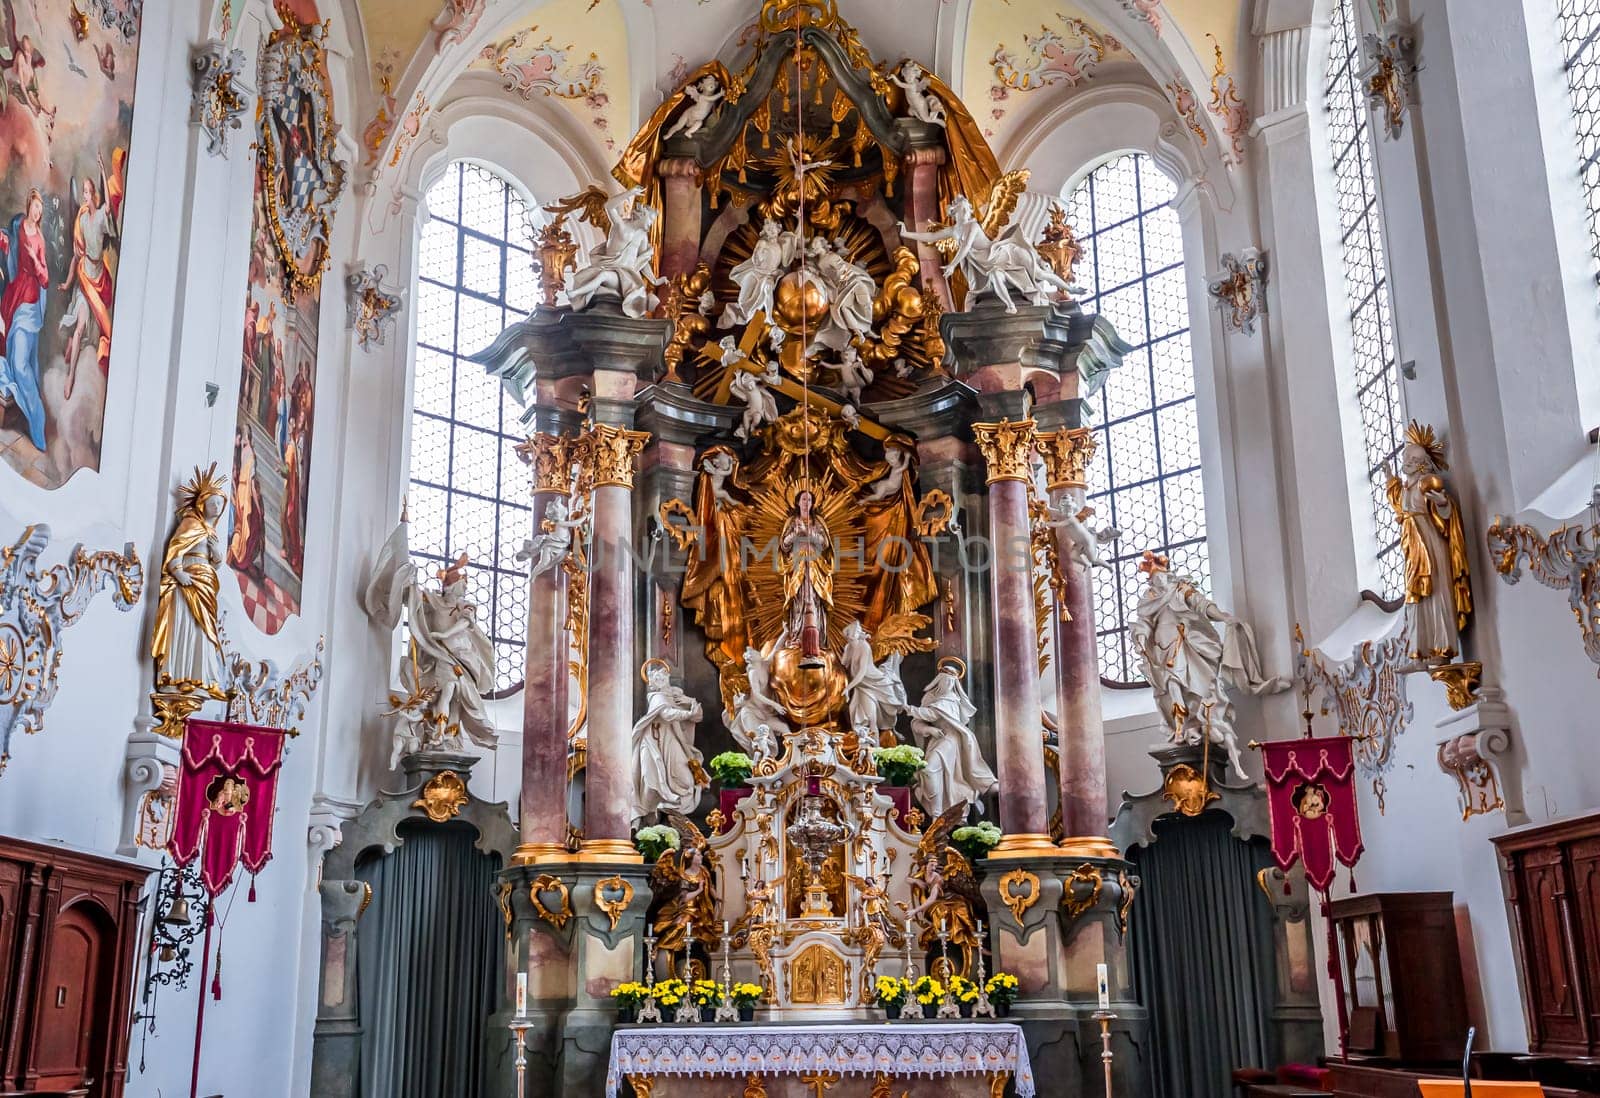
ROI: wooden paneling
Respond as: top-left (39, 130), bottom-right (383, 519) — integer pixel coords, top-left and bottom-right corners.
top-left (0, 835), bottom-right (148, 1098)
top-left (1495, 812), bottom-right (1600, 1058)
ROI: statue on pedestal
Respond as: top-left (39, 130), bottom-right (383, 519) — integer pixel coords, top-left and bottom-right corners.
top-left (559, 185), bottom-right (664, 318)
top-left (364, 523), bottom-right (497, 767)
top-left (906, 657), bottom-right (997, 818)
top-left (1386, 420), bottom-right (1473, 666)
top-left (630, 657), bottom-right (706, 826)
top-left (1130, 552), bottom-right (1286, 780)
top-left (663, 74), bottom-right (724, 140)
top-left (649, 815), bottom-right (718, 976)
top-left (152, 465), bottom-right (229, 697)
top-left (890, 60), bottom-right (947, 127)
top-left (906, 806), bottom-right (985, 977)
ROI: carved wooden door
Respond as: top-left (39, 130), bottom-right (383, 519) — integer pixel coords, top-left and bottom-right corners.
top-left (1517, 846), bottom-right (1587, 1052)
top-left (34, 904), bottom-right (106, 1092)
top-left (1569, 837), bottom-right (1600, 1048)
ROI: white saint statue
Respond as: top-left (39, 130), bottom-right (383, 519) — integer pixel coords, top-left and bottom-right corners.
top-left (564, 186), bottom-right (665, 319)
top-left (630, 658), bottom-right (705, 827)
top-left (834, 344), bottom-right (874, 405)
top-left (725, 644), bottom-right (791, 753)
top-left (364, 523), bottom-right (497, 768)
top-left (664, 74), bottom-right (724, 140)
top-left (806, 238), bottom-right (876, 354)
top-left (889, 60), bottom-right (946, 127)
top-left (841, 620), bottom-right (906, 737)
top-left (864, 445), bottom-right (913, 504)
top-left (720, 219), bottom-right (799, 329)
top-left (899, 197), bottom-right (1073, 313)
top-left (728, 344), bottom-right (779, 440)
top-left (516, 498), bottom-right (586, 579)
top-left (906, 658), bottom-right (999, 819)
top-left (1129, 554), bottom-right (1288, 780)
top-left (1042, 495), bottom-right (1119, 571)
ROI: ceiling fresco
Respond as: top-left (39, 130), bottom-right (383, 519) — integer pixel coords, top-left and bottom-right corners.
top-left (348, 0), bottom-right (1250, 176)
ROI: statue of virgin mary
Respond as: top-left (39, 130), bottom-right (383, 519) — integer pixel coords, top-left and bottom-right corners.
top-left (779, 487), bottom-right (834, 665)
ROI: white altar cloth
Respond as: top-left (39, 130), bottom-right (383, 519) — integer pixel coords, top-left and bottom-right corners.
top-left (605, 1022), bottom-right (1036, 1098)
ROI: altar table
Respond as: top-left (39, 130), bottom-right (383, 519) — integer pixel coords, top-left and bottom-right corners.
top-left (606, 1022), bottom-right (1036, 1098)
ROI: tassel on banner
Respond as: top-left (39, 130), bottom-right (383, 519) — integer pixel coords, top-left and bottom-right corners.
top-left (248, 875), bottom-right (257, 903)
top-left (211, 939), bottom-right (223, 1001)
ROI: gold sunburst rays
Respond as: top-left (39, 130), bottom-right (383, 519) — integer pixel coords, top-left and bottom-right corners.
top-left (739, 476), bottom-right (868, 654)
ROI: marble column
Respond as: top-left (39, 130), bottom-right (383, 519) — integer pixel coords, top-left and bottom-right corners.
top-left (658, 158), bottom-right (703, 281)
top-left (513, 432), bottom-right (576, 864)
top-left (898, 138), bottom-right (954, 312)
top-left (580, 422), bottom-right (650, 859)
top-left (971, 418), bottom-right (1055, 856)
top-left (1035, 426), bottom-right (1119, 858)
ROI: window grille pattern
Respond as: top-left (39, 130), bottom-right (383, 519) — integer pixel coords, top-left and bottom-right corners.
top-left (1558, 0), bottom-right (1600, 275)
top-left (1326, 0), bottom-right (1406, 599)
top-left (409, 162), bottom-right (541, 694)
top-left (1066, 153), bottom-right (1208, 685)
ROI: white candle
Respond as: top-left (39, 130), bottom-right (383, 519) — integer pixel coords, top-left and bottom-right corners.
top-left (1096, 963), bottom-right (1110, 1010)
top-left (723, 919), bottom-right (731, 941)
top-left (516, 972), bottom-right (528, 1015)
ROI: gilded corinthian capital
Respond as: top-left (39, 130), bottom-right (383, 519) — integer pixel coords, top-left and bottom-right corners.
top-left (587, 424), bottom-right (651, 488)
top-left (515, 432), bottom-right (574, 494)
top-left (1034, 426), bottom-right (1097, 492)
top-left (972, 418), bottom-right (1036, 485)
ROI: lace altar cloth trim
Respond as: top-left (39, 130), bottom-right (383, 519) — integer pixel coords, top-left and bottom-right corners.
top-left (606, 1023), bottom-right (1036, 1097)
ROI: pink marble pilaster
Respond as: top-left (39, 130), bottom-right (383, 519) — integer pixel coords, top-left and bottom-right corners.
top-left (658, 159), bottom-right (704, 281)
top-left (900, 147), bottom-right (954, 312)
top-left (1055, 524), bottom-right (1110, 848)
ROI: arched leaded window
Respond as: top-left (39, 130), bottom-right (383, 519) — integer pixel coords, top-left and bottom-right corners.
top-left (1065, 153), bottom-right (1209, 685)
top-left (409, 162), bottom-right (541, 694)
top-left (1557, 0), bottom-right (1600, 275)
top-left (1326, 0), bottom-right (1407, 600)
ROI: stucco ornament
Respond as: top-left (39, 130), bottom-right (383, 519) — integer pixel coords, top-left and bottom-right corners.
top-left (560, 186), bottom-right (665, 318)
top-left (1207, 249), bottom-right (1268, 336)
top-left (345, 264), bottom-right (404, 350)
top-left (363, 522), bottom-right (497, 769)
top-left (1132, 552), bottom-right (1289, 780)
top-left (1361, 22), bottom-right (1419, 139)
top-left (1295, 622), bottom-right (1412, 812)
top-left (1488, 485), bottom-right (1600, 676)
top-left (0, 524), bottom-right (143, 773)
top-left (190, 39), bottom-right (247, 158)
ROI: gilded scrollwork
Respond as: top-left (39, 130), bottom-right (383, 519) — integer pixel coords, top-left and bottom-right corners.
top-left (1296, 622), bottom-right (1413, 811)
top-left (997, 868), bottom-right (1040, 924)
top-left (595, 875), bottom-right (635, 932)
top-left (412, 770), bottom-right (469, 823)
top-left (1207, 249), bottom-right (1268, 336)
top-left (191, 39), bottom-right (247, 158)
top-left (1061, 862), bottom-right (1104, 920)
top-left (0, 525), bottom-right (143, 772)
top-left (530, 874), bottom-right (574, 930)
top-left (1488, 488), bottom-right (1600, 675)
top-left (345, 264), bottom-right (404, 351)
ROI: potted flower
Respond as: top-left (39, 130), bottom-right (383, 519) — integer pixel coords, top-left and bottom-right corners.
top-left (634, 825), bottom-right (680, 862)
top-left (985, 972), bottom-right (1019, 1017)
top-left (610, 981), bottom-right (647, 1023)
top-left (949, 975), bottom-right (980, 1018)
top-left (909, 974), bottom-right (943, 1012)
top-left (873, 975), bottom-right (909, 1020)
top-left (691, 978), bottom-right (723, 1021)
top-left (653, 977), bottom-right (688, 1019)
top-left (872, 745), bottom-right (927, 788)
top-left (709, 751), bottom-right (754, 788)
top-left (730, 981), bottom-right (764, 1021)
top-left (951, 822), bottom-right (1003, 862)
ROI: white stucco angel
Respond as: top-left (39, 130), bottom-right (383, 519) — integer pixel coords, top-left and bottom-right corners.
top-left (833, 344), bottom-right (874, 405)
top-left (703, 447), bottom-right (739, 508)
top-left (364, 522), bottom-right (497, 769)
top-left (727, 343), bottom-right (779, 440)
top-left (806, 237), bottom-right (876, 354)
top-left (516, 497), bottom-right (586, 579)
top-left (864, 444), bottom-right (913, 504)
top-left (720, 218), bottom-right (799, 329)
top-left (906, 658), bottom-right (999, 819)
top-left (889, 60), bottom-right (946, 127)
top-left (1130, 553), bottom-right (1288, 780)
top-left (631, 658), bottom-right (706, 827)
top-left (1042, 496), bottom-right (1119, 570)
top-left (841, 620), bottom-right (907, 737)
top-left (563, 186), bottom-right (666, 318)
top-left (725, 645), bottom-right (791, 755)
top-left (664, 74), bottom-right (724, 140)
top-left (898, 195), bottom-right (1072, 313)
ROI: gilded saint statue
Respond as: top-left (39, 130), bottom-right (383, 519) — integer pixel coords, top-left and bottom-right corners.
top-left (151, 464), bottom-right (229, 696)
top-left (648, 815), bottom-right (718, 975)
top-left (780, 488), bottom-right (834, 665)
top-left (1386, 421), bottom-right (1472, 665)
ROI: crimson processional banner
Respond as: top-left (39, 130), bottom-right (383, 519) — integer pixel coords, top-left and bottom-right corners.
top-left (168, 718), bottom-right (287, 900)
top-left (1260, 735), bottom-right (1364, 892)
